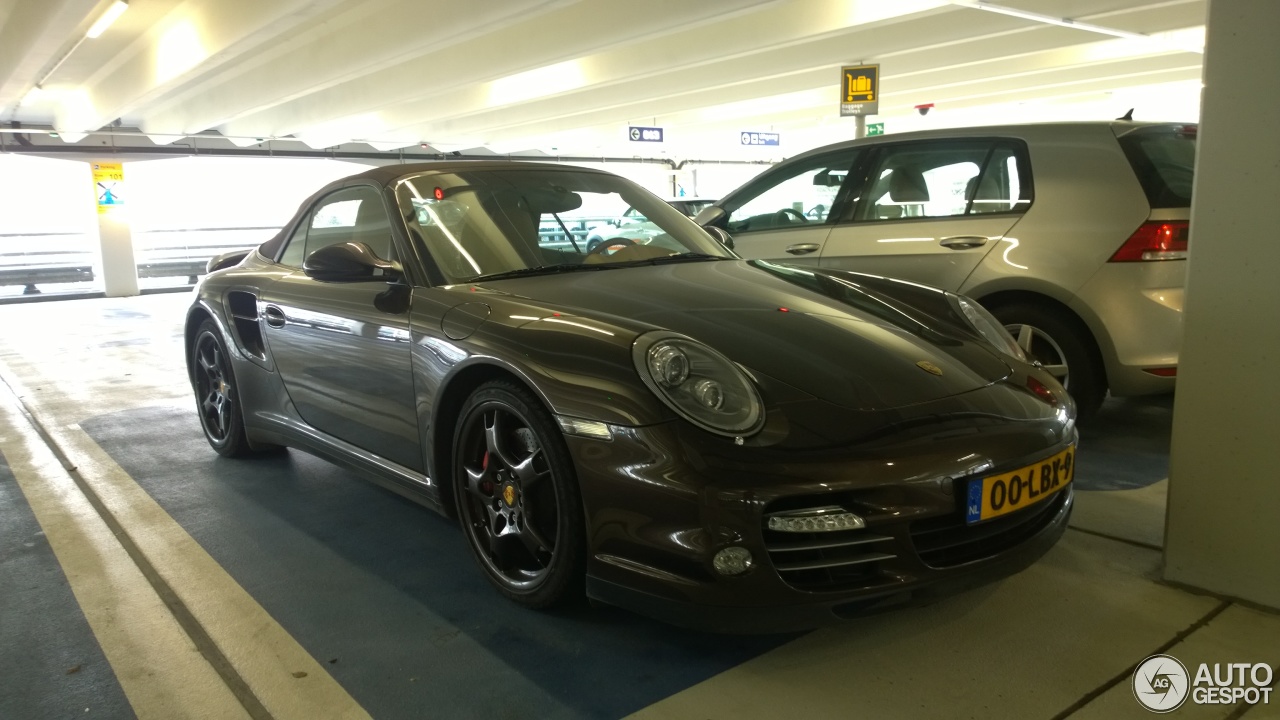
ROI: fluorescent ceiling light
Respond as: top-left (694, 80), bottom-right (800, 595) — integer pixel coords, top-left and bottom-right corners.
top-left (951, 1), bottom-right (1146, 40)
top-left (155, 21), bottom-right (206, 83)
top-left (20, 86), bottom-right (44, 105)
top-left (86, 1), bottom-right (129, 39)
top-left (488, 60), bottom-right (585, 106)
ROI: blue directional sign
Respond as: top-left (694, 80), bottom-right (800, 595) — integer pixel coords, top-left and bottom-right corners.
top-left (741, 131), bottom-right (780, 146)
top-left (628, 126), bottom-right (664, 142)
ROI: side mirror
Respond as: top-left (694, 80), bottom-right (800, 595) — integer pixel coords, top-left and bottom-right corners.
top-left (304, 242), bottom-right (401, 283)
top-left (704, 225), bottom-right (734, 250)
top-left (693, 205), bottom-right (727, 228)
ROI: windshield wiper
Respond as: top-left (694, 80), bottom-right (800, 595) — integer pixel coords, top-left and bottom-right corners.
top-left (472, 254), bottom-right (730, 281)
top-left (471, 264), bottom-right (615, 282)
top-left (613, 252), bottom-right (732, 266)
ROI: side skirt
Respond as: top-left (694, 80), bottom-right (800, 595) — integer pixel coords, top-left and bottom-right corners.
top-left (247, 412), bottom-right (448, 517)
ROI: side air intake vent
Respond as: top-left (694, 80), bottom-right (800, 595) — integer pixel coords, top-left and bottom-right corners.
top-left (226, 291), bottom-right (265, 358)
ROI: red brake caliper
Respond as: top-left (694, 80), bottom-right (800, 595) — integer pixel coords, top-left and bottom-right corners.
top-left (481, 451), bottom-right (493, 493)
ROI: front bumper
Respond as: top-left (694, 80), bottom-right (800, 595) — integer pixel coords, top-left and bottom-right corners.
top-left (567, 382), bottom-right (1077, 633)
top-left (588, 487), bottom-right (1071, 634)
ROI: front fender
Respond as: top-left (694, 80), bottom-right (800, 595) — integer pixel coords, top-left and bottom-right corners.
top-left (422, 315), bottom-right (673, 431)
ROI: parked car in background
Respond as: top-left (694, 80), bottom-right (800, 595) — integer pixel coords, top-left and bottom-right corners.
top-left (186, 162), bottom-right (1075, 631)
top-left (696, 122), bottom-right (1194, 418)
top-left (587, 197), bottom-right (716, 250)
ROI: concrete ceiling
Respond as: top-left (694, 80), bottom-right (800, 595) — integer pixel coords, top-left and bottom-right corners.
top-left (0, 0), bottom-right (1206, 160)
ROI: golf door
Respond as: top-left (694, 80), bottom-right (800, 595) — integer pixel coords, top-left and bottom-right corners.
top-left (820, 139), bottom-right (1031, 291)
top-left (717, 148), bottom-right (862, 265)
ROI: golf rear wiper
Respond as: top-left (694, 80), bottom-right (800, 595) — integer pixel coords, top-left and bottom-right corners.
top-left (471, 264), bottom-right (614, 282)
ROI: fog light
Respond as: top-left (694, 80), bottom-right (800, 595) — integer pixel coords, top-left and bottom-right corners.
top-left (767, 508), bottom-right (866, 533)
top-left (713, 546), bottom-right (753, 576)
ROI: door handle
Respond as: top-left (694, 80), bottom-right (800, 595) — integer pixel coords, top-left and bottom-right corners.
top-left (263, 305), bottom-right (287, 328)
top-left (939, 235), bottom-right (990, 250)
top-left (785, 243), bottom-right (821, 255)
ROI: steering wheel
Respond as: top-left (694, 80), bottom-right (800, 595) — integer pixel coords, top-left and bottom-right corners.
top-left (775, 207), bottom-right (809, 224)
top-left (586, 237), bottom-right (637, 256)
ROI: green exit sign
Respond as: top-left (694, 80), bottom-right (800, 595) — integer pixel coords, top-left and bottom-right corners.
top-left (867, 122), bottom-right (885, 136)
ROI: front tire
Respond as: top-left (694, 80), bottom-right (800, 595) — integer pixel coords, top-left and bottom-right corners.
top-left (989, 303), bottom-right (1107, 420)
top-left (452, 380), bottom-right (585, 609)
top-left (191, 320), bottom-right (256, 457)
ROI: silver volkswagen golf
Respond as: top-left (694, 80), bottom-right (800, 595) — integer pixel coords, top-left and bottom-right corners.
top-left (696, 121), bottom-right (1193, 418)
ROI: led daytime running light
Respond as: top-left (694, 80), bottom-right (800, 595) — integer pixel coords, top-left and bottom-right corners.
top-left (767, 511), bottom-right (866, 533)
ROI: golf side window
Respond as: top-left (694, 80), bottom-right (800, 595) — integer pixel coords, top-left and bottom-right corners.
top-left (853, 140), bottom-right (1032, 222)
top-left (724, 149), bottom-right (860, 234)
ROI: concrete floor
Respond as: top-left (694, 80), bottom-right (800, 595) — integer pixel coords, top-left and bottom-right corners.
top-left (0, 293), bottom-right (1276, 719)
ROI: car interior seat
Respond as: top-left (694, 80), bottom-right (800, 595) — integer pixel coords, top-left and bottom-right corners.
top-left (887, 165), bottom-right (930, 217)
top-left (349, 197), bottom-right (395, 261)
top-left (968, 168), bottom-right (1013, 213)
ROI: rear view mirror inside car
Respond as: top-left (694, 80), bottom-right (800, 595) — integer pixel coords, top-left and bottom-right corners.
top-left (813, 169), bottom-right (846, 187)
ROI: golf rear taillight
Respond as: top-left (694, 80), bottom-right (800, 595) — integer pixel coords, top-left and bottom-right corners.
top-left (1110, 221), bottom-right (1190, 262)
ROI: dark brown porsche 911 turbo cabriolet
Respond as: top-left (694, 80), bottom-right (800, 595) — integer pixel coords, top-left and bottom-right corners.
top-left (186, 161), bottom-right (1076, 632)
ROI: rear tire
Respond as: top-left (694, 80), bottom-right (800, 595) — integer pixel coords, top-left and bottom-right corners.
top-left (191, 320), bottom-right (259, 457)
top-left (988, 303), bottom-right (1107, 421)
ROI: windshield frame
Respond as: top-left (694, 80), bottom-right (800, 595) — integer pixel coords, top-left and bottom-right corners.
top-left (392, 165), bottom-right (736, 285)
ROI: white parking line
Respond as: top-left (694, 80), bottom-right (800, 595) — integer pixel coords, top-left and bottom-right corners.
top-left (0, 389), bottom-right (251, 720)
top-left (0, 370), bottom-right (372, 720)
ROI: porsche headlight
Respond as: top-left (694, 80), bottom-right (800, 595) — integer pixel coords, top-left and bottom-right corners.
top-left (953, 295), bottom-right (1026, 362)
top-left (633, 332), bottom-right (764, 437)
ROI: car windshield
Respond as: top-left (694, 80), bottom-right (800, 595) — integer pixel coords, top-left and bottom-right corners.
top-left (394, 167), bottom-right (734, 283)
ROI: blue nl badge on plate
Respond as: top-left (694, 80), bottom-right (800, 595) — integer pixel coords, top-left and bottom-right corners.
top-left (966, 478), bottom-right (984, 524)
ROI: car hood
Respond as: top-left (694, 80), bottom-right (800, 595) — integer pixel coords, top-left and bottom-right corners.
top-left (476, 259), bottom-right (1012, 411)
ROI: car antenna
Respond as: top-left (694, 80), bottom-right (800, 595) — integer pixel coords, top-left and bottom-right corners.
top-left (1116, 108), bottom-right (1134, 121)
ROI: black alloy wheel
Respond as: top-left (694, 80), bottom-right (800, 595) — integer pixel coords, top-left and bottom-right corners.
top-left (192, 319), bottom-right (254, 457)
top-left (453, 381), bottom-right (585, 608)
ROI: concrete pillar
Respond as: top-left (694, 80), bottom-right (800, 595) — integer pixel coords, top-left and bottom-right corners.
top-left (1164, 0), bottom-right (1280, 609)
top-left (89, 160), bottom-right (139, 297)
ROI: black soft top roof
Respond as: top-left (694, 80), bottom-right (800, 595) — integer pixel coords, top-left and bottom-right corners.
top-left (328, 160), bottom-right (595, 188)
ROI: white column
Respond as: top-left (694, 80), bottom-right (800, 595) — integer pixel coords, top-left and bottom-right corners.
top-left (89, 160), bottom-right (139, 297)
top-left (1164, 0), bottom-right (1280, 609)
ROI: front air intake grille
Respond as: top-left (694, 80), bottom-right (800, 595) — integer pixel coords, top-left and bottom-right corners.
top-left (763, 525), bottom-right (895, 592)
top-left (910, 490), bottom-right (1067, 568)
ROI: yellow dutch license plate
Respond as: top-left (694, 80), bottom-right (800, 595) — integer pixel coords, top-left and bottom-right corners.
top-left (965, 446), bottom-right (1074, 524)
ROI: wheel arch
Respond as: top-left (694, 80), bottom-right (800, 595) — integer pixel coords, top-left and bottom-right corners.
top-left (972, 288), bottom-right (1110, 388)
top-left (184, 305), bottom-right (215, 384)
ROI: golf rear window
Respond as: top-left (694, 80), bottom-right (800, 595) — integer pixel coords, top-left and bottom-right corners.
top-left (1118, 127), bottom-right (1196, 209)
